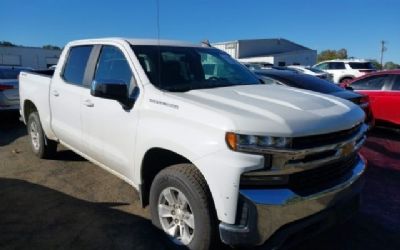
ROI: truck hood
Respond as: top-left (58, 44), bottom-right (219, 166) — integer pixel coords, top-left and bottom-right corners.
top-left (170, 84), bottom-right (365, 137)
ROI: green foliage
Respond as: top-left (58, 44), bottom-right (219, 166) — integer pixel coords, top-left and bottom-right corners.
top-left (42, 45), bottom-right (61, 50)
top-left (317, 49), bottom-right (348, 62)
top-left (0, 41), bottom-right (17, 47)
top-left (370, 60), bottom-right (382, 70)
top-left (384, 61), bottom-right (400, 70)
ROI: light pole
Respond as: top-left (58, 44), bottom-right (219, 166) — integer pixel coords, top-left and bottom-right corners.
top-left (380, 40), bottom-right (387, 70)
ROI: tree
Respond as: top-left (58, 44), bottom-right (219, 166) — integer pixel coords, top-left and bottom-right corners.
top-left (370, 60), bottom-right (382, 70)
top-left (42, 45), bottom-right (61, 50)
top-left (0, 41), bottom-right (17, 47)
top-left (317, 49), bottom-right (348, 62)
top-left (383, 61), bottom-right (400, 70)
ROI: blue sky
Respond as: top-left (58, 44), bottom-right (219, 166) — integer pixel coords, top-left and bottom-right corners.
top-left (1, 0), bottom-right (399, 63)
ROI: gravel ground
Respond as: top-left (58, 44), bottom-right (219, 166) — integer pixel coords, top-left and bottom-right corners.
top-left (0, 111), bottom-right (399, 250)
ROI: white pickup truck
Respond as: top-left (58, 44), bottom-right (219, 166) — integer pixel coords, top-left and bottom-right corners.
top-left (19, 38), bottom-right (367, 249)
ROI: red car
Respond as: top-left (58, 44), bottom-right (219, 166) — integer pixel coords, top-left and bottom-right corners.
top-left (345, 70), bottom-right (400, 128)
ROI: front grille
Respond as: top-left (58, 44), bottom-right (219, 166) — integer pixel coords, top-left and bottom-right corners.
top-left (292, 124), bottom-right (362, 149)
top-left (289, 154), bottom-right (358, 195)
top-left (239, 154), bottom-right (359, 192)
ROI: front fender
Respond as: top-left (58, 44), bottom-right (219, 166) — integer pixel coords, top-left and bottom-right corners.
top-left (194, 150), bottom-right (264, 224)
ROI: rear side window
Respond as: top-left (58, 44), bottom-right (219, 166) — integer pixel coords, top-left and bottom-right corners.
top-left (328, 62), bottom-right (345, 70)
top-left (348, 62), bottom-right (375, 69)
top-left (62, 46), bottom-right (93, 85)
top-left (351, 75), bottom-right (387, 90)
top-left (94, 46), bottom-right (133, 86)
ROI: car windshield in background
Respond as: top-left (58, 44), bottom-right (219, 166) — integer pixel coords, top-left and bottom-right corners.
top-left (0, 69), bottom-right (20, 79)
top-left (307, 67), bottom-right (326, 73)
top-left (257, 72), bottom-right (342, 94)
top-left (348, 62), bottom-right (375, 69)
top-left (131, 45), bottom-right (260, 92)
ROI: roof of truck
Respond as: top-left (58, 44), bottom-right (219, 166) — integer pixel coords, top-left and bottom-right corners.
top-left (68, 37), bottom-right (203, 48)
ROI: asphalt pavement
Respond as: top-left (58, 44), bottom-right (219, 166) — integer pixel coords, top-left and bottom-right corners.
top-left (0, 111), bottom-right (399, 250)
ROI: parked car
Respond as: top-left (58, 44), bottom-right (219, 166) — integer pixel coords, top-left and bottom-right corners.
top-left (287, 65), bottom-right (333, 81)
top-left (0, 66), bottom-right (32, 111)
top-left (242, 62), bottom-right (263, 70)
top-left (19, 38), bottom-right (367, 249)
top-left (254, 69), bottom-right (374, 127)
top-left (344, 70), bottom-right (400, 127)
top-left (313, 59), bottom-right (376, 84)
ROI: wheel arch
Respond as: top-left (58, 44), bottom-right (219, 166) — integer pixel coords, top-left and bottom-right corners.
top-left (23, 99), bottom-right (37, 124)
top-left (139, 147), bottom-right (193, 207)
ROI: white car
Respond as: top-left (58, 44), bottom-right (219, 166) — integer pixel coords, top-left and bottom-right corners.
top-left (0, 66), bottom-right (32, 111)
top-left (19, 38), bottom-right (367, 249)
top-left (287, 65), bottom-right (333, 81)
top-left (313, 59), bottom-right (376, 84)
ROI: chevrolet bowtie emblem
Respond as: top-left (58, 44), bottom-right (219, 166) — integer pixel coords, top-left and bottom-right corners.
top-left (342, 142), bottom-right (355, 156)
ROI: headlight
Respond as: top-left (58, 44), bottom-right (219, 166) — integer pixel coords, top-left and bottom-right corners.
top-left (226, 132), bottom-right (292, 152)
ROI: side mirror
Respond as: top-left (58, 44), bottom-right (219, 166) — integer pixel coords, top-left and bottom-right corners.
top-left (91, 80), bottom-right (136, 109)
top-left (91, 80), bottom-right (128, 100)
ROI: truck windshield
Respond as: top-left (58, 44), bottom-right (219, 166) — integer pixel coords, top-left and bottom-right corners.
top-left (131, 45), bottom-right (260, 92)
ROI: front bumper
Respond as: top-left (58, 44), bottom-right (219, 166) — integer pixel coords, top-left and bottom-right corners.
top-left (219, 155), bottom-right (366, 247)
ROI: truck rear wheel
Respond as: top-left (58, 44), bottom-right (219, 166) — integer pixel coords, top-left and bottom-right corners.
top-left (149, 164), bottom-right (216, 250)
top-left (27, 111), bottom-right (57, 159)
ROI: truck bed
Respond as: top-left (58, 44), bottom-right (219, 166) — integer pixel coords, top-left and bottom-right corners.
top-left (19, 71), bottom-right (53, 137)
top-left (30, 69), bottom-right (55, 77)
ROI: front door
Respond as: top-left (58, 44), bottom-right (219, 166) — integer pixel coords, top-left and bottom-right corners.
top-left (81, 45), bottom-right (139, 180)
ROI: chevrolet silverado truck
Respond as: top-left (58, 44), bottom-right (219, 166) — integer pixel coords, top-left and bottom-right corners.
top-left (19, 38), bottom-right (367, 250)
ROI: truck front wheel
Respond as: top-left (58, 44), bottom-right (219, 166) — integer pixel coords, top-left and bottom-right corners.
top-left (149, 164), bottom-right (216, 250)
top-left (27, 112), bottom-right (57, 159)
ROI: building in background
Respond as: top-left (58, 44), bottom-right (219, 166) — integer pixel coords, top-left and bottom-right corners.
top-left (0, 46), bottom-right (61, 69)
top-left (212, 38), bottom-right (317, 67)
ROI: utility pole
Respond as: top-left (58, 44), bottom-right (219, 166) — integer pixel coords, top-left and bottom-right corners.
top-left (380, 40), bottom-right (387, 70)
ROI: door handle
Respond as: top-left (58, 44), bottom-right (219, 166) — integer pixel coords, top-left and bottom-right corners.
top-left (83, 99), bottom-right (94, 107)
top-left (52, 90), bottom-right (59, 97)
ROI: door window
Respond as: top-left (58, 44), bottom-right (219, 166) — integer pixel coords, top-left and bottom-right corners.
top-left (328, 62), bottom-right (345, 70)
top-left (94, 46), bottom-right (133, 87)
top-left (351, 75), bottom-right (387, 90)
top-left (62, 46), bottom-right (93, 85)
top-left (392, 76), bottom-right (400, 90)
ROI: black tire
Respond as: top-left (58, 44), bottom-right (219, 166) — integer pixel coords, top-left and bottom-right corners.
top-left (27, 111), bottom-right (57, 159)
top-left (149, 164), bottom-right (217, 250)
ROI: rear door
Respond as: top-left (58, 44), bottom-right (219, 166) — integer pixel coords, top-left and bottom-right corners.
top-left (80, 44), bottom-right (139, 180)
top-left (50, 45), bottom-right (94, 151)
top-left (387, 75), bottom-right (400, 125)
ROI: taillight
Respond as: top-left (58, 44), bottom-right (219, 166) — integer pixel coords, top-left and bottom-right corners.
top-left (0, 84), bottom-right (14, 91)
